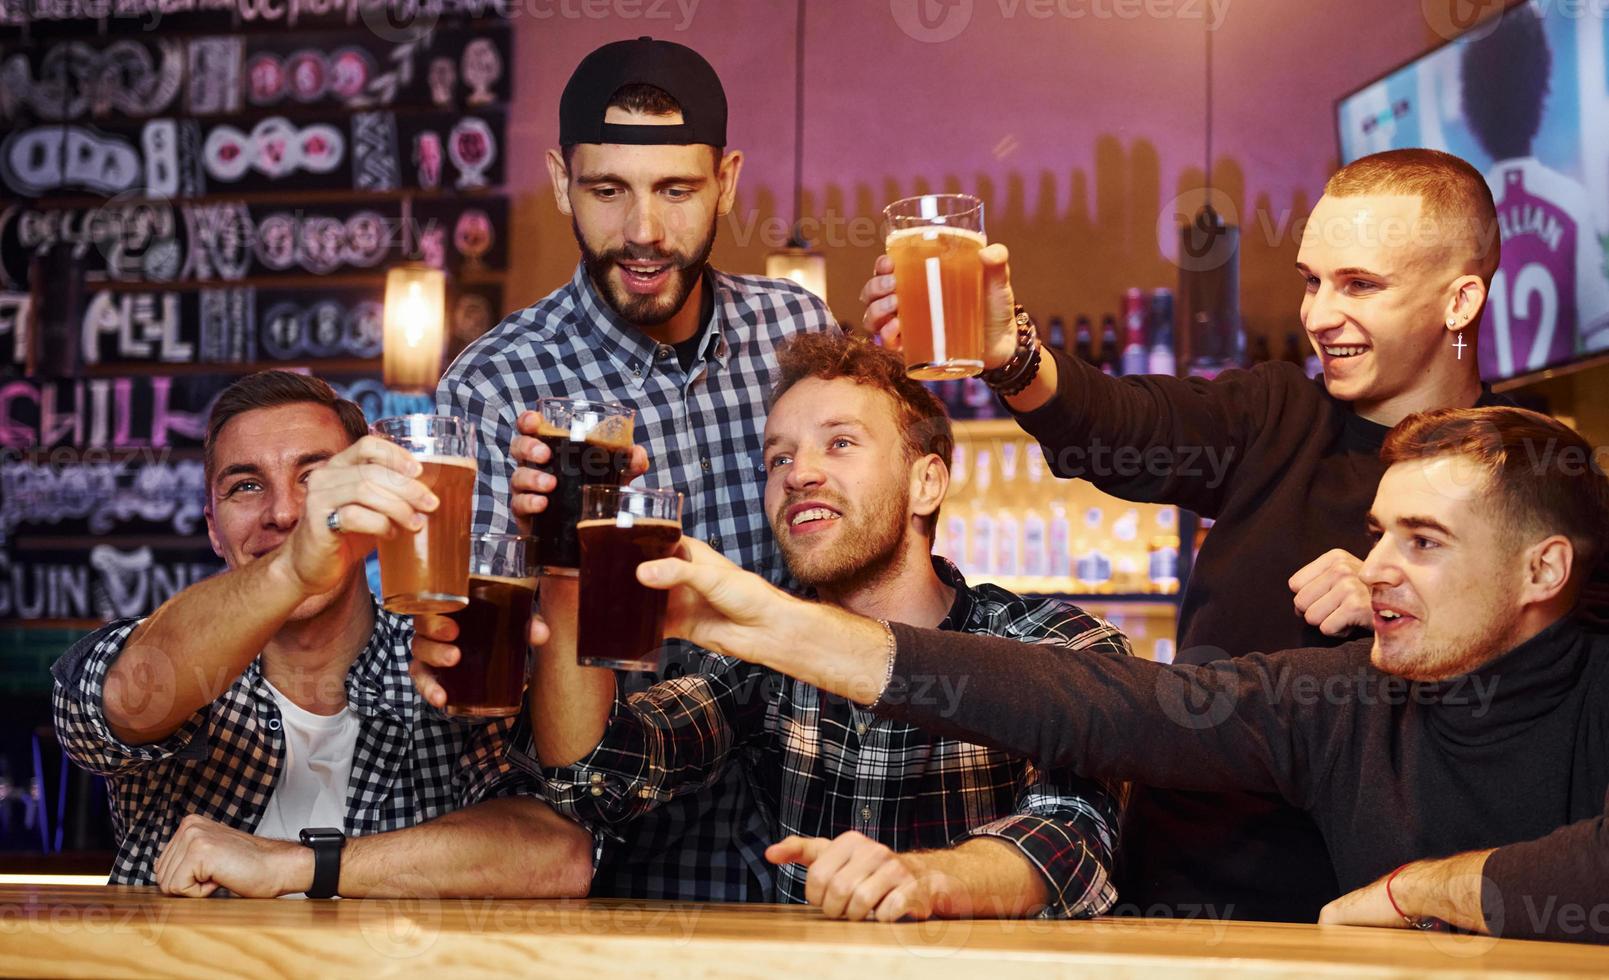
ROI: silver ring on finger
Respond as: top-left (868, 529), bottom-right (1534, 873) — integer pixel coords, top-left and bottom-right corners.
top-left (327, 508), bottom-right (344, 535)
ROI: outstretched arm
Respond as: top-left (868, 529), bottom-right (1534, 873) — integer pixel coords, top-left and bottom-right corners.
top-left (100, 436), bottom-right (436, 746)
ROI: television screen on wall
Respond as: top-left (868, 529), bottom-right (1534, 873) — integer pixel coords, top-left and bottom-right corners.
top-left (1336, 1), bottom-right (1609, 381)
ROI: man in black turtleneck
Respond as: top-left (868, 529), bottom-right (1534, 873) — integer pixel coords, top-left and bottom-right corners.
top-left (632, 404), bottom-right (1609, 944)
top-left (859, 148), bottom-right (1511, 923)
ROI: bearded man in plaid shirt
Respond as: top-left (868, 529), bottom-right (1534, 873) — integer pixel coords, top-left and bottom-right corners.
top-left (417, 335), bottom-right (1130, 920)
top-left (52, 372), bottom-right (592, 898)
top-left (434, 38), bottom-right (837, 901)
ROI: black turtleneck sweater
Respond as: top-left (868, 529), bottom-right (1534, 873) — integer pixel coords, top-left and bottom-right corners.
top-left (876, 616), bottom-right (1609, 943)
top-left (1011, 348), bottom-right (1510, 921)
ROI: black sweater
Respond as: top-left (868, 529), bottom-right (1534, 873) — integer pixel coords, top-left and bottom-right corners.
top-left (1012, 348), bottom-right (1509, 921)
top-left (878, 617), bottom-right (1609, 943)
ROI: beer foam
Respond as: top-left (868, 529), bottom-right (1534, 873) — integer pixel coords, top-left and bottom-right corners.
top-left (885, 225), bottom-right (986, 247)
top-left (414, 454), bottom-right (477, 471)
top-left (469, 573), bottom-right (537, 588)
top-left (533, 421), bottom-right (635, 450)
top-left (575, 517), bottom-right (681, 531)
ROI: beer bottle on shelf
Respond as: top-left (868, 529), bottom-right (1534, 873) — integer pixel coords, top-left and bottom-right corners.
top-left (1120, 288), bottom-right (1149, 377)
top-left (1073, 315), bottom-right (1095, 363)
top-left (994, 441), bottom-right (1022, 581)
top-left (1046, 315), bottom-right (1068, 354)
top-left (1075, 506), bottom-right (1113, 592)
top-left (1111, 508), bottom-right (1142, 593)
top-left (1023, 445), bottom-right (1049, 584)
top-left (1048, 501), bottom-right (1073, 583)
top-left (970, 447), bottom-right (995, 578)
top-left (1148, 507), bottom-right (1181, 594)
top-left (1097, 315), bottom-right (1121, 375)
top-left (1147, 288), bottom-right (1177, 377)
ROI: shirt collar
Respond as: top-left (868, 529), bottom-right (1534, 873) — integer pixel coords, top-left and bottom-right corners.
top-left (931, 556), bottom-right (979, 632)
top-left (567, 263), bottom-right (732, 389)
top-left (247, 595), bottom-right (413, 725)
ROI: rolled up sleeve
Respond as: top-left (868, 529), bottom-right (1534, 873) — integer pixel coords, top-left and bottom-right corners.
top-left (961, 761), bottom-right (1124, 918)
top-left (50, 619), bottom-right (210, 776)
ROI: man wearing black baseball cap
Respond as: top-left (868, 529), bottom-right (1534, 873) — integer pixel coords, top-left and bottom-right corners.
top-left (432, 37), bottom-right (839, 903)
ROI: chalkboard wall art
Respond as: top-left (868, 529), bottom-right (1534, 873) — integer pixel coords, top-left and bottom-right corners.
top-left (1, 4), bottom-right (513, 623)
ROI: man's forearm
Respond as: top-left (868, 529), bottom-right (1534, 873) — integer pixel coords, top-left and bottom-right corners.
top-left (919, 837), bottom-right (1048, 919)
top-left (759, 600), bottom-right (890, 703)
top-left (107, 555), bottom-right (307, 745)
top-left (1390, 851), bottom-right (1493, 933)
top-left (337, 797), bottom-right (593, 898)
top-left (528, 575), bottom-right (616, 766)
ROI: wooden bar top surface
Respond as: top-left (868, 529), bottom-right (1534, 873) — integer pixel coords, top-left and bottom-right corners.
top-left (2, 884), bottom-right (1607, 978)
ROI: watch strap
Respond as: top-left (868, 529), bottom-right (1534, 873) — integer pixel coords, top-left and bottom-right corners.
top-left (300, 827), bottom-right (344, 899)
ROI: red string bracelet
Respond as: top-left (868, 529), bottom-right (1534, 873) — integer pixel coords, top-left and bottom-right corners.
top-left (1385, 864), bottom-right (1415, 926)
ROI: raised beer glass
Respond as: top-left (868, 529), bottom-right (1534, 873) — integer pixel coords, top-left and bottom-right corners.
top-left (576, 485), bottom-right (682, 671)
top-left (440, 534), bottom-right (535, 718)
top-left (529, 397), bottom-right (636, 576)
top-left (883, 193), bottom-right (987, 380)
top-left (372, 414), bottom-right (475, 614)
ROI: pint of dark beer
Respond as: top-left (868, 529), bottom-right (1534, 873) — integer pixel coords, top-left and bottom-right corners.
top-left (576, 486), bottom-right (682, 671)
top-left (884, 194), bottom-right (987, 381)
top-left (529, 398), bottom-right (636, 576)
top-left (372, 414), bottom-right (476, 614)
top-left (440, 534), bottom-right (535, 718)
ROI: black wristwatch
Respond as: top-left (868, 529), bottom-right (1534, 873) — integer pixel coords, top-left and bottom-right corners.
top-left (979, 305), bottom-right (1042, 397)
top-left (299, 827), bottom-right (345, 899)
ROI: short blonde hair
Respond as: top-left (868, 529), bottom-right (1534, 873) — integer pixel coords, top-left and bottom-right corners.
top-left (1324, 148), bottom-right (1500, 283)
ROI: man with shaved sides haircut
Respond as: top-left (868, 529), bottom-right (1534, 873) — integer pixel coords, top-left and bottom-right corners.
top-left (860, 148), bottom-right (1514, 921)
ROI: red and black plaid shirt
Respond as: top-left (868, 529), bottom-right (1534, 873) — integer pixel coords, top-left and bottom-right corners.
top-left (520, 558), bottom-right (1130, 916)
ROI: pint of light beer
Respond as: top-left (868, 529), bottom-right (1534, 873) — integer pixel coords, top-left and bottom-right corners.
top-left (576, 485), bottom-right (682, 672)
top-left (440, 534), bottom-right (534, 718)
top-left (884, 194), bottom-right (987, 380)
top-left (372, 414), bottom-right (476, 614)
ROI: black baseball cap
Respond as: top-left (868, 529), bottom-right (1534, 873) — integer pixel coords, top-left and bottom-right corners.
top-left (559, 36), bottom-right (728, 147)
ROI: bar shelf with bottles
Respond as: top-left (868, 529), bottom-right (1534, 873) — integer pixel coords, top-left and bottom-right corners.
top-left (925, 288), bottom-right (1198, 662)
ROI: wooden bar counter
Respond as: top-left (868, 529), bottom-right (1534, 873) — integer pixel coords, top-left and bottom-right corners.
top-left (2, 884), bottom-right (1607, 978)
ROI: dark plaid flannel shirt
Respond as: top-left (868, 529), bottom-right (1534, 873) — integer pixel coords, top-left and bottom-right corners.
top-left (437, 263), bottom-right (838, 901)
top-left (522, 558), bottom-right (1131, 917)
top-left (51, 605), bottom-right (538, 886)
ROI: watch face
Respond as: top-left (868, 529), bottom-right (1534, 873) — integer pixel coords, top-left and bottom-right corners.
top-left (299, 827), bottom-right (345, 846)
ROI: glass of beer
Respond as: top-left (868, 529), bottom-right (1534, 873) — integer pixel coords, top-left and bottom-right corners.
top-left (529, 398), bottom-right (636, 576)
top-left (883, 193), bottom-right (987, 380)
top-left (440, 534), bottom-right (535, 718)
top-left (372, 414), bottom-right (476, 614)
top-left (576, 485), bottom-right (682, 671)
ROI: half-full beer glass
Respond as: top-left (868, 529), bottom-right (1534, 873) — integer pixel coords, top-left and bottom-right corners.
top-left (440, 534), bottom-right (535, 718)
top-left (372, 414), bottom-right (475, 614)
top-left (529, 398), bottom-right (636, 576)
top-left (576, 485), bottom-right (682, 671)
top-left (883, 193), bottom-right (987, 380)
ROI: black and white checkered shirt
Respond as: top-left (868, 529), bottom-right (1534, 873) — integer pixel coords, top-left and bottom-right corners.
top-left (437, 263), bottom-right (838, 901)
top-left (51, 605), bottom-right (534, 886)
top-left (524, 558), bottom-right (1131, 917)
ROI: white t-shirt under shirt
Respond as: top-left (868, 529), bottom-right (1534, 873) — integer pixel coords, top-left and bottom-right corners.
top-left (252, 679), bottom-right (361, 843)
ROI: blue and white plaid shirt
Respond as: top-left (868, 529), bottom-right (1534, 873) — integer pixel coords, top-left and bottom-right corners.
top-left (437, 262), bottom-right (838, 900)
top-left (52, 605), bottom-right (534, 886)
